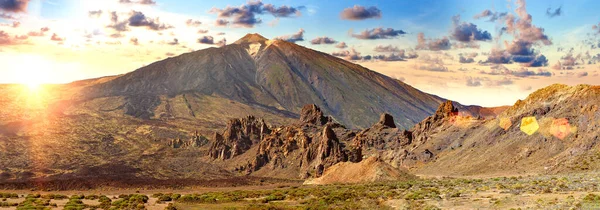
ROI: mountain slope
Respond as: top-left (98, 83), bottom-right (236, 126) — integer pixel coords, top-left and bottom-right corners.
top-left (392, 84), bottom-right (600, 176)
top-left (85, 33), bottom-right (447, 129)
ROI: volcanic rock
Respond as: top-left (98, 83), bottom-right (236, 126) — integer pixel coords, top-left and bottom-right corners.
top-left (169, 131), bottom-right (209, 148)
top-left (208, 116), bottom-right (270, 160)
top-left (377, 113), bottom-right (397, 128)
top-left (300, 104), bottom-right (332, 126)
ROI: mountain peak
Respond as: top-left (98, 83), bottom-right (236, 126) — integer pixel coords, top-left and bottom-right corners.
top-left (234, 33), bottom-right (269, 45)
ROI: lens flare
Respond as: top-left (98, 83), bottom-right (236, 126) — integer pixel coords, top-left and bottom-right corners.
top-left (499, 117), bottom-right (512, 130)
top-left (520, 117), bottom-right (539, 136)
top-left (549, 118), bottom-right (573, 140)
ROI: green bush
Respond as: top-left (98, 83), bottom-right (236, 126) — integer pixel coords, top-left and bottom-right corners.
top-left (261, 194), bottom-right (286, 203)
top-left (165, 203), bottom-right (177, 210)
top-left (64, 198), bottom-right (87, 210)
top-left (0, 193), bottom-right (19, 199)
top-left (158, 194), bottom-right (173, 202)
top-left (41, 194), bottom-right (68, 200)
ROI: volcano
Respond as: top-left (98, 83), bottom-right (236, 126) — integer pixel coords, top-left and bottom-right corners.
top-left (86, 33), bottom-right (460, 129)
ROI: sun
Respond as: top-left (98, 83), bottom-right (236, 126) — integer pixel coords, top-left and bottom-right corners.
top-left (14, 55), bottom-right (55, 92)
top-left (24, 81), bottom-right (42, 92)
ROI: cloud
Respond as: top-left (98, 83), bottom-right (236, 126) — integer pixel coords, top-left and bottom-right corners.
top-left (483, 0), bottom-right (552, 67)
top-left (198, 36), bottom-right (214, 44)
top-left (27, 27), bottom-right (49, 37)
top-left (127, 11), bottom-right (173, 30)
top-left (340, 5), bottom-right (381, 20)
top-left (415, 32), bottom-right (451, 51)
top-left (130, 37), bottom-right (139, 45)
top-left (275, 28), bottom-right (304, 43)
top-left (185, 19), bottom-right (202, 27)
top-left (524, 54), bottom-right (548, 67)
top-left (0, 0), bottom-right (29, 13)
top-left (50, 33), bottom-right (65, 42)
top-left (370, 47), bottom-right (417, 61)
top-left (593, 23), bottom-right (600, 34)
top-left (332, 48), bottom-right (362, 60)
top-left (577, 72), bottom-right (588, 77)
top-left (110, 33), bottom-right (125, 38)
top-left (310, 36), bottom-right (336, 44)
top-left (215, 19), bottom-right (229, 26)
top-left (485, 49), bottom-right (511, 64)
top-left (450, 15), bottom-right (492, 43)
top-left (546, 7), bottom-right (561, 18)
top-left (0, 13), bottom-right (17, 20)
top-left (482, 65), bottom-right (551, 77)
top-left (459, 55), bottom-right (475, 63)
top-left (473, 9), bottom-right (507, 22)
top-left (197, 29), bottom-right (208, 34)
top-left (372, 53), bottom-right (405, 62)
top-left (559, 51), bottom-right (581, 66)
top-left (486, 77), bottom-right (514, 86)
top-left (216, 32), bottom-right (225, 35)
top-left (465, 76), bottom-right (482, 87)
top-left (167, 38), bottom-right (178, 45)
top-left (401, 50), bottom-right (419, 59)
top-left (209, 0), bottom-right (302, 28)
top-left (0, 30), bottom-right (24, 45)
top-left (335, 42), bottom-right (347, 49)
top-left (88, 10), bottom-right (102, 18)
top-left (11, 20), bottom-right (18, 27)
top-left (419, 63), bottom-right (449, 72)
top-left (108, 11), bottom-right (173, 31)
top-left (263, 4), bottom-right (302, 17)
top-left (198, 35), bottom-right (226, 47)
top-left (350, 27), bottom-right (406, 39)
top-left (374, 45), bottom-right (400, 52)
top-left (119, 0), bottom-right (156, 5)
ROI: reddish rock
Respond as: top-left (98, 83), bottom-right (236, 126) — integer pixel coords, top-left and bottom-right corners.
top-left (208, 116), bottom-right (270, 160)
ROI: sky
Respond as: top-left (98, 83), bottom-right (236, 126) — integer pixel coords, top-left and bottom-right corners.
top-left (1, 0), bottom-right (600, 107)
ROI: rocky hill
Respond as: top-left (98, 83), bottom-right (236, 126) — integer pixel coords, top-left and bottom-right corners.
top-left (394, 84), bottom-right (600, 176)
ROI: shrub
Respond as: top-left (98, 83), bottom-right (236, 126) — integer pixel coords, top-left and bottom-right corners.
top-left (261, 194), bottom-right (286, 203)
top-left (0, 193), bottom-right (19, 199)
top-left (64, 198), bottom-right (87, 210)
top-left (165, 203), bottom-right (177, 210)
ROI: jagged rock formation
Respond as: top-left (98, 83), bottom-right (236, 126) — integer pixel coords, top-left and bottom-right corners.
top-left (208, 116), bottom-right (270, 160)
top-left (411, 101), bottom-right (459, 143)
top-left (222, 104), bottom-right (354, 179)
top-left (299, 104), bottom-right (333, 126)
top-left (168, 131), bottom-right (209, 148)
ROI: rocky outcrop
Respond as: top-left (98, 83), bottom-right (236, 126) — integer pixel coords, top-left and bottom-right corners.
top-left (168, 131), bottom-right (209, 148)
top-left (377, 113), bottom-right (397, 128)
top-left (299, 104), bottom-right (332, 126)
top-left (313, 125), bottom-right (348, 176)
top-left (411, 100), bottom-right (458, 141)
top-left (208, 116), bottom-right (271, 160)
top-left (233, 104), bottom-right (353, 178)
top-left (350, 113), bottom-right (413, 167)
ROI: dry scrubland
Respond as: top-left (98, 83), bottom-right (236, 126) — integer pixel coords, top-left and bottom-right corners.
top-left (1, 172), bottom-right (600, 209)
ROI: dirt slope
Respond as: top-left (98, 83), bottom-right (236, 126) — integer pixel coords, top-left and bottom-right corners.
top-left (304, 156), bottom-right (416, 185)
